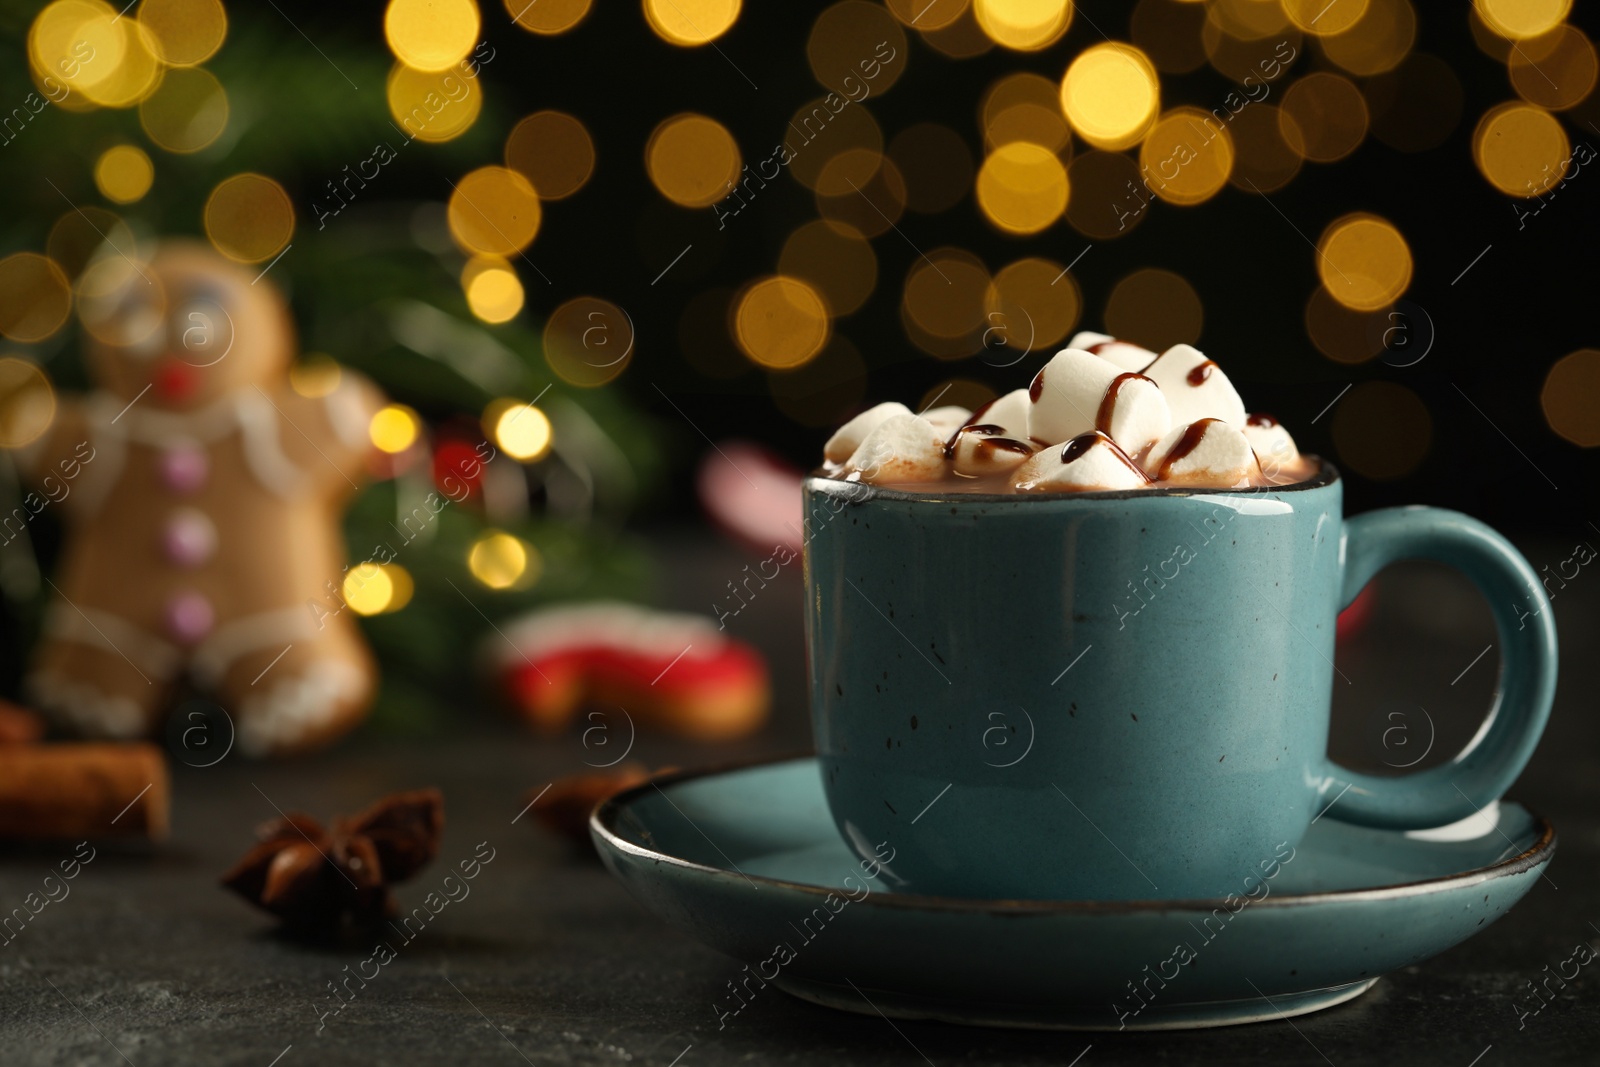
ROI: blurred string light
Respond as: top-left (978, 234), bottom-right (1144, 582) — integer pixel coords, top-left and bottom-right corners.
top-left (884, 0), bottom-right (969, 30)
top-left (1104, 268), bottom-right (1201, 351)
top-left (370, 404), bottom-right (421, 453)
top-left (482, 398), bottom-right (552, 461)
top-left (1065, 150), bottom-right (1144, 238)
top-left (646, 114), bottom-right (740, 208)
top-left (1201, 21), bottom-right (1301, 84)
top-left (469, 530), bottom-right (542, 591)
top-left (48, 208), bottom-right (135, 278)
top-left (344, 562), bottom-right (414, 615)
top-left (1304, 285), bottom-right (1388, 364)
top-left (1473, 0), bottom-right (1570, 41)
top-left (1280, 72), bottom-right (1368, 162)
top-left (976, 142), bottom-right (1068, 234)
top-left (780, 220), bottom-right (877, 316)
top-left (94, 145), bottom-right (154, 204)
top-left (786, 96), bottom-right (882, 189)
top-left (1227, 105), bottom-right (1303, 192)
top-left (204, 174), bottom-right (294, 263)
top-left (289, 354), bottom-right (343, 398)
top-left (447, 166), bottom-right (541, 255)
top-left (816, 150), bottom-right (908, 237)
top-left (544, 296), bottom-right (633, 386)
top-left (505, 111), bottom-right (595, 199)
top-left (80, 19), bottom-right (163, 107)
top-left (29, 2), bottom-right (127, 102)
top-left (504, 0), bottom-right (590, 34)
top-left (1282, 0), bottom-right (1369, 35)
top-left (384, 0), bottom-right (480, 72)
top-left (1060, 43), bottom-right (1160, 150)
top-left (1320, 0), bottom-right (1416, 76)
top-left (1541, 349), bottom-right (1600, 446)
top-left (919, 6), bottom-right (994, 58)
top-left (1207, 0), bottom-right (1288, 39)
top-left (986, 256), bottom-right (1080, 349)
top-left (1509, 25), bottom-right (1596, 110)
top-left (1139, 106), bottom-right (1235, 205)
top-left (888, 123), bottom-right (973, 213)
top-left (807, 2), bottom-right (906, 94)
top-left (461, 256), bottom-right (525, 324)
top-left (973, 0), bottom-right (1073, 51)
top-left (1472, 102), bottom-right (1570, 197)
top-left (1331, 381), bottom-right (1431, 480)
top-left (1316, 213), bottom-right (1412, 311)
top-left (902, 249), bottom-right (989, 354)
top-left (140, 67), bottom-right (229, 152)
top-left (643, 0), bottom-right (741, 46)
top-left (734, 276), bottom-right (830, 369)
top-left (0, 358), bottom-right (58, 449)
top-left (0, 255), bottom-right (73, 344)
top-left (138, 0), bottom-right (227, 66)
top-left (387, 63), bottom-right (483, 143)
top-left (982, 72), bottom-right (1070, 152)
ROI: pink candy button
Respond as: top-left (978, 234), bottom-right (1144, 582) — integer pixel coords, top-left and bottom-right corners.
top-left (159, 445), bottom-right (209, 495)
top-left (165, 591), bottom-right (215, 644)
top-left (163, 508), bottom-right (217, 569)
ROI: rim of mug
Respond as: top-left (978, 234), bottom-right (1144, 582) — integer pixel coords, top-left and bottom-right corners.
top-left (592, 752), bottom-right (1557, 915)
top-left (803, 458), bottom-right (1340, 504)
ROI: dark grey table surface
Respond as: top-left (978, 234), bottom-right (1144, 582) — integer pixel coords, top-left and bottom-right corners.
top-left (2, 530), bottom-right (1598, 1066)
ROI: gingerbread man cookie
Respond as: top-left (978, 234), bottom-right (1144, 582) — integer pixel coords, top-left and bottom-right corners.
top-left (12, 241), bottom-right (384, 756)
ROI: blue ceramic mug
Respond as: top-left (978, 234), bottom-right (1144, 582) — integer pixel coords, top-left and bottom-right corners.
top-left (802, 462), bottom-right (1557, 900)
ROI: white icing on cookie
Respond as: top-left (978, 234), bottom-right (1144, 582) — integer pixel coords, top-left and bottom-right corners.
top-left (236, 658), bottom-right (367, 756)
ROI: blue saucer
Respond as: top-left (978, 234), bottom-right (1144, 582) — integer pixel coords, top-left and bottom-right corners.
top-left (592, 756), bottom-right (1555, 1031)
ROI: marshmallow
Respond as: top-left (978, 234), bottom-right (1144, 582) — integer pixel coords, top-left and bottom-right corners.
top-left (1140, 344), bottom-right (1248, 428)
top-left (1028, 349), bottom-right (1171, 458)
top-left (1143, 419), bottom-right (1261, 487)
top-left (921, 405), bottom-right (972, 439)
top-left (1012, 432), bottom-right (1153, 493)
top-left (1066, 331), bottom-right (1156, 373)
top-left (1243, 413), bottom-right (1307, 485)
top-left (844, 413), bottom-right (946, 484)
top-left (949, 388), bottom-right (1035, 475)
top-left (824, 402), bottom-right (911, 463)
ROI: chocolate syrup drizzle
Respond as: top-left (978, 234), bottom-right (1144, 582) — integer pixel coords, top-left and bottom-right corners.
top-left (1060, 431), bottom-right (1151, 481)
top-left (1094, 372), bottom-right (1153, 436)
top-left (1186, 360), bottom-right (1217, 386)
top-left (1152, 417), bottom-right (1220, 481)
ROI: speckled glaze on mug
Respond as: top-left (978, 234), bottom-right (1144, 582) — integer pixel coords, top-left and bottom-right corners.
top-left (802, 462), bottom-right (1557, 900)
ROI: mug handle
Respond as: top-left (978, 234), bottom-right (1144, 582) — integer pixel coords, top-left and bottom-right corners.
top-left (1320, 507), bottom-right (1558, 829)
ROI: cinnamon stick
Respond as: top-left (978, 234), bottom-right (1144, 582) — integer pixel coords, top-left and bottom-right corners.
top-left (0, 743), bottom-right (170, 840)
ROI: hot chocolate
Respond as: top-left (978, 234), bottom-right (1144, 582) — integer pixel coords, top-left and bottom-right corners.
top-left (820, 332), bottom-right (1318, 493)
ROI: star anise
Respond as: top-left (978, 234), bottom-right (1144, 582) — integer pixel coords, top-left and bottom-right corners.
top-left (221, 788), bottom-right (443, 934)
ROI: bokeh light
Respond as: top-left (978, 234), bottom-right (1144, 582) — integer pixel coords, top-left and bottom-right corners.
top-left (786, 97), bottom-right (883, 190)
top-left (889, 123), bottom-right (973, 213)
top-left (902, 249), bottom-right (989, 348)
top-left (0, 254), bottom-right (73, 343)
top-left (447, 166), bottom-right (541, 255)
top-left (1065, 150), bottom-right (1145, 238)
top-left (816, 150), bottom-right (907, 237)
top-left (1473, 0), bottom-right (1570, 41)
top-left (976, 142), bottom-right (1068, 234)
top-left (140, 67), bottom-right (229, 152)
top-left (1472, 102), bottom-right (1570, 197)
top-left (504, 0), bottom-right (589, 34)
top-left (94, 145), bottom-right (154, 204)
top-left (808, 2), bottom-right (907, 94)
top-left (884, 0), bottom-right (969, 30)
top-left (1541, 349), bottom-right (1600, 446)
top-left (1206, 0), bottom-right (1288, 38)
top-left (370, 404), bottom-right (421, 453)
top-left (29, 1), bottom-right (123, 100)
top-left (48, 208), bottom-right (134, 278)
top-left (1320, 0), bottom-right (1416, 76)
top-left (1060, 43), bottom-right (1160, 150)
top-left (1104, 268), bottom-right (1201, 351)
top-left (484, 398), bottom-right (553, 461)
top-left (0, 358), bottom-right (58, 448)
top-left (644, 0), bottom-right (741, 46)
top-left (545, 296), bottom-right (634, 387)
top-left (1304, 285), bottom-right (1388, 364)
top-left (1202, 22), bottom-right (1302, 84)
top-left (505, 111), bottom-right (594, 199)
top-left (344, 563), bottom-right (414, 616)
top-left (1282, 0), bottom-right (1369, 35)
top-left (646, 114), bottom-right (741, 209)
top-left (1331, 381), bottom-right (1431, 480)
top-left (780, 220), bottom-right (877, 316)
top-left (1280, 72), bottom-right (1369, 162)
top-left (289, 354), bottom-right (342, 398)
top-left (1139, 107), bottom-right (1235, 205)
top-left (734, 276), bottom-right (831, 369)
top-left (462, 256), bottom-right (525, 324)
top-left (388, 63), bottom-right (484, 144)
top-left (79, 19), bottom-right (164, 108)
top-left (1132, 0), bottom-right (1209, 73)
top-left (137, 0), bottom-right (227, 66)
top-left (469, 530), bottom-right (541, 591)
top-left (982, 72), bottom-right (1071, 152)
top-left (1364, 54), bottom-right (1464, 152)
top-left (770, 336), bottom-right (869, 427)
top-left (384, 0), bottom-right (479, 72)
top-left (985, 256), bottom-right (1081, 351)
top-left (1227, 104), bottom-right (1303, 192)
top-left (973, 0), bottom-right (1073, 51)
top-left (204, 174), bottom-right (294, 263)
top-left (1510, 25), bottom-right (1596, 111)
top-left (920, 5), bottom-right (995, 58)
top-left (1316, 213), bottom-right (1412, 312)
